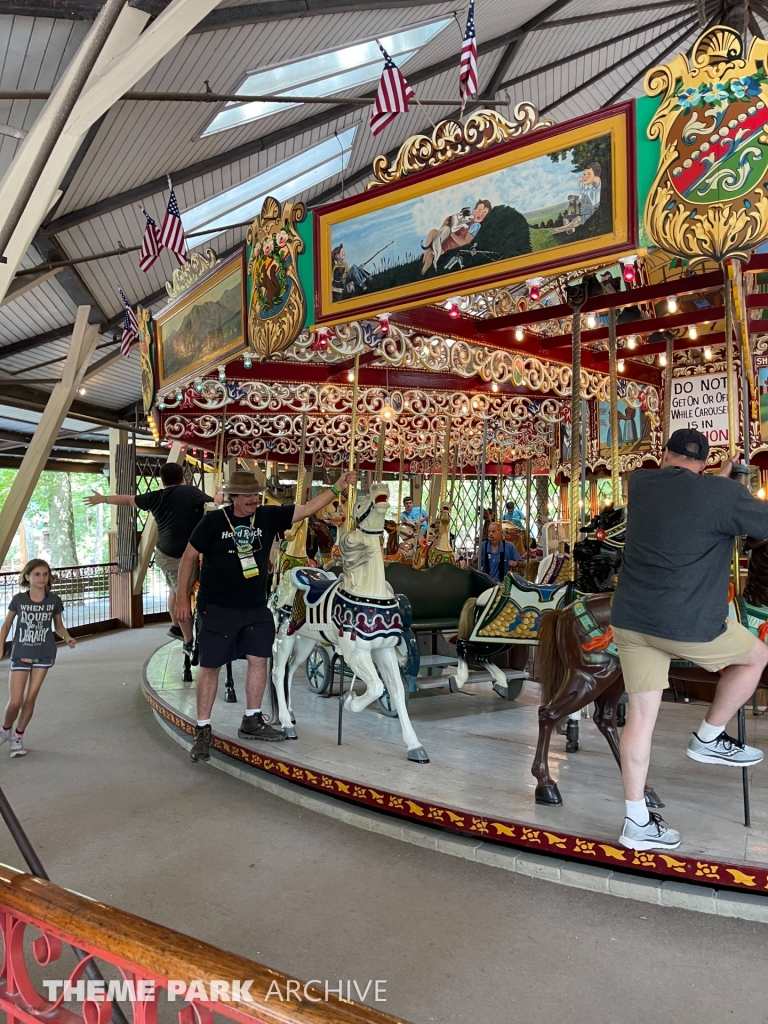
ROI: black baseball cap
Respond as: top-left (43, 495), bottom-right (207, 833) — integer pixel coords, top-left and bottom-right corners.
top-left (664, 428), bottom-right (709, 461)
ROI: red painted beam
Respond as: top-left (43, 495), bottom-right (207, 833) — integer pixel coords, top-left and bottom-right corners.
top-left (536, 305), bottom-right (724, 352)
top-left (473, 269), bottom-right (724, 334)
top-left (748, 319), bottom-right (768, 335)
top-left (591, 331), bottom-right (725, 367)
top-left (746, 294), bottom-right (768, 308)
top-left (327, 349), bottom-right (379, 381)
top-left (392, 306), bottom-right (483, 344)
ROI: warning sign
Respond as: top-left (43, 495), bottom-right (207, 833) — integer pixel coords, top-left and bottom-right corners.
top-left (670, 374), bottom-right (730, 445)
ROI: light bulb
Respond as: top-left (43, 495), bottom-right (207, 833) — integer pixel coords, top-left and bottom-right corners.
top-left (659, 353), bottom-right (667, 367)
top-left (217, 365), bottom-right (226, 382)
top-left (448, 303), bottom-right (460, 319)
top-left (194, 378), bottom-right (203, 392)
top-left (378, 313), bottom-right (390, 333)
top-left (626, 336), bottom-right (636, 349)
top-left (617, 359), bottom-right (625, 372)
top-left (586, 313), bottom-right (597, 329)
top-left (514, 327), bottom-right (524, 342)
top-left (622, 262), bottom-right (635, 283)
top-left (704, 346), bottom-right (712, 360)
top-left (78, 387), bottom-right (87, 395)
top-left (380, 402), bottom-right (396, 422)
top-left (759, 488), bottom-right (766, 499)
top-left (347, 370), bottom-right (354, 382)
top-left (688, 325), bottom-right (697, 340)
top-left (175, 388), bottom-right (183, 402)
top-left (243, 354), bottom-right (253, 369)
top-left (667, 295), bottom-right (678, 314)
top-left (158, 400), bottom-right (165, 410)
top-left (529, 283), bottom-right (540, 302)
top-left (577, 498), bottom-right (584, 507)
top-left (491, 382), bottom-right (499, 392)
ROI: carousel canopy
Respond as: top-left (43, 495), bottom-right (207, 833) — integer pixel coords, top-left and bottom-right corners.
top-left (0, 0), bottom-right (734, 435)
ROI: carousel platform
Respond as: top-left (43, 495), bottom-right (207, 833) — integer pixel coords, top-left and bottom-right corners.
top-left (144, 641), bottom-right (768, 897)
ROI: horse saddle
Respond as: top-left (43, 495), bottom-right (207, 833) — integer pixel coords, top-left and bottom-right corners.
top-left (291, 566), bottom-right (338, 606)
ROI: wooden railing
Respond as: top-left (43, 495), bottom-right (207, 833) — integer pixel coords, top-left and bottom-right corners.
top-left (0, 864), bottom-right (411, 1024)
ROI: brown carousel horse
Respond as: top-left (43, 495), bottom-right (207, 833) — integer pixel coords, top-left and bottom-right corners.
top-left (533, 525), bottom-right (768, 807)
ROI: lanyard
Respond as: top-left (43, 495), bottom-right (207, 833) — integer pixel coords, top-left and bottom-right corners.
top-left (221, 507), bottom-right (260, 578)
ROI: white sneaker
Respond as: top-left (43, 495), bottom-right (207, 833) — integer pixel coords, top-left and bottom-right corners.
top-left (0, 729), bottom-right (11, 747)
top-left (9, 734), bottom-right (26, 757)
top-left (687, 731), bottom-right (763, 766)
top-left (619, 813), bottom-right (681, 851)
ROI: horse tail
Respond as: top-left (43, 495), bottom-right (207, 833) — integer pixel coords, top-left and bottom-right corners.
top-left (537, 609), bottom-right (566, 705)
top-left (457, 597), bottom-right (478, 641)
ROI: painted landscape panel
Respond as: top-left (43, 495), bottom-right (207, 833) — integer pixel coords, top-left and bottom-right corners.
top-left (157, 259), bottom-right (245, 388)
top-left (327, 132), bottom-right (613, 306)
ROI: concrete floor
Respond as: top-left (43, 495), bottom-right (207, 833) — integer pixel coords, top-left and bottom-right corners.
top-left (1, 624), bottom-right (765, 1024)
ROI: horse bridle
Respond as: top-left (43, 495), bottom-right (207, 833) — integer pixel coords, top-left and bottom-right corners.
top-left (356, 497), bottom-right (384, 534)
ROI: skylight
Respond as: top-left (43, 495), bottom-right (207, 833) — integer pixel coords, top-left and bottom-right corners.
top-left (202, 19), bottom-right (451, 137)
top-left (183, 127), bottom-right (357, 247)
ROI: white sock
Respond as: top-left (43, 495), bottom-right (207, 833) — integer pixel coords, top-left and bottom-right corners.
top-left (625, 799), bottom-right (649, 826)
top-left (697, 718), bottom-right (723, 743)
top-left (0, 726), bottom-right (10, 734)
top-left (245, 708), bottom-right (260, 716)
top-left (196, 719), bottom-right (211, 728)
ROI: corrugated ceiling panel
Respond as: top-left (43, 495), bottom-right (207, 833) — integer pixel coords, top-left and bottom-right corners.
top-left (0, 15), bottom-right (89, 180)
top-left (0, 273), bottom-right (79, 344)
top-left (78, 352), bottom-right (144, 411)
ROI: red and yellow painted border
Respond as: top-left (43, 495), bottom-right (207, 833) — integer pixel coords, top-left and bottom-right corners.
top-left (143, 679), bottom-right (765, 896)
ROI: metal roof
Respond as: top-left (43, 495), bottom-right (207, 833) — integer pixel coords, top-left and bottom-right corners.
top-left (0, 0), bottom-right (754, 418)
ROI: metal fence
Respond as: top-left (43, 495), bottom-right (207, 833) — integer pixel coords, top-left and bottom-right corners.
top-left (143, 559), bottom-right (170, 617)
top-left (0, 563), bottom-right (117, 631)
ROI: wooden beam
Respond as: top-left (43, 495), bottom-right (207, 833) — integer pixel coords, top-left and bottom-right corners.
top-left (0, 455), bottom-right (107, 472)
top-left (537, 306), bottom-right (724, 352)
top-left (0, 381), bottom-right (151, 430)
top-left (591, 331), bottom-right (725, 366)
top-left (0, 307), bottom-right (100, 564)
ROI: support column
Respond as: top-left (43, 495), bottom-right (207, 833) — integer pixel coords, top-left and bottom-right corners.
top-left (132, 442), bottom-right (183, 598)
top-left (0, 307), bottom-right (99, 566)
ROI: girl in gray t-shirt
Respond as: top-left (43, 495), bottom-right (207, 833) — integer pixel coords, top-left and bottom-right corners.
top-left (0, 559), bottom-right (76, 757)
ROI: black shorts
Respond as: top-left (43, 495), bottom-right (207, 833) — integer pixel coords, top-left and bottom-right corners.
top-left (197, 603), bottom-right (275, 668)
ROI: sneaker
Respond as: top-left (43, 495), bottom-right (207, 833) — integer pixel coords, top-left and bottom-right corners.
top-left (9, 734), bottom-right (26, 758)
top-left (182, 639), bottom-right (195, 656)
top-left (167, 625), bottom-right (183, 640)
top-left (237, 713), bottom-right (285, 742)
top-left (0, 728), bottom-right (11, 747)
top-left (687, 731), bottom-right (764, 766)
top-left (619, 813), bottom-right (681, 851)
top-left (190, 724), bottom-right (211, 762)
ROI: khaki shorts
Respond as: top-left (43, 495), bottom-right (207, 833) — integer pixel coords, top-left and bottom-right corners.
top-left (154, 549), bottom-right (195, 593)
top-left (613, 618), bottom-right (757, 694)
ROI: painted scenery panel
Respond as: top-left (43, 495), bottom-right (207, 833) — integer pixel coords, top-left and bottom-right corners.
top-left (598, 395), bottom-right (653, 458)
top-left (158, 262), bottom-right (244, 386)
top-left (330, 134), bottom-right (612, 303)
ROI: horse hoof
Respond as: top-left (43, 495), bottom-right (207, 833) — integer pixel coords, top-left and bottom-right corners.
top-left (182, 670), bottom-right (192, 683)
top-left (290, 713), bottom-right (296, 725)
top-left (492, 683), bottom-right (507, 699)
top-left (644, 787), bottom-right (664, 809)
top-left (535, 784), bottom-right (562, 805)
top-left (283, 726), bottom-right (298, 740)
top-left (224, 687), bottom-right (237, 704)
top-left (407, 746), bottom-right (430, 764)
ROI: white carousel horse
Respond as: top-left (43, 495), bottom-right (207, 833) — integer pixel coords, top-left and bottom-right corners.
top-left (271, 484), bottom-right (429, 763)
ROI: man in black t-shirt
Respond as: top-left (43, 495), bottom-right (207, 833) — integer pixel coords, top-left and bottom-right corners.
top-left (85, 462), bottom-right (217, 646)
top-left (177, 468), bottom-right (357, 762)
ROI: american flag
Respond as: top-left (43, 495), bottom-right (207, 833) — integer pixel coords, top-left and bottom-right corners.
top-left (459, 0), bottom-right (478, 113)
top-left (138, 209), bottom-right (160, 272)
top-left (369, 44), bottom-right (415, 136)
top-left (118, 288), bottom-right (139, 356)
top-left (160, 178), bottom-right (188, 265)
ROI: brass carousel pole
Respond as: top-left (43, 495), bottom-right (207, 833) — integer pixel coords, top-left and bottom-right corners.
top-left (569, 307), bottom-right (583, 578)
top-left (525, 456), bottom-right (532, 558)
top-left (608, 309), bottom-right (621, 506)
top-left (397, 440), bottom-right (404, 515)
top-left (440, 414), bottom-right (452, 505)
top-left (375, 419), bottom-right (386, 481)
top-left (662, 331), bottom-right (675, 446)
top-left (725, 260), bottom-right (751, 827)
top-left (347, 353), bottom-right (360, 531)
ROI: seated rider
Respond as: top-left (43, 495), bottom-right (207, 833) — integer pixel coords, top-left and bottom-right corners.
top-left (475, 521), bottom-right (521, 582)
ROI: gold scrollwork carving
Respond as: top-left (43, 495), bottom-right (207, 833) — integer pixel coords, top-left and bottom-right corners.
top-left (246, 196), bottom-right (307, 361)
top-left (366, 104), bottom-right (553, 189)
top-left (137, 306), bottom-right (154, 415)
top-left (165, 250), bottom-right (218, 298)
top-left (644, 26), bottom-right (768, 266)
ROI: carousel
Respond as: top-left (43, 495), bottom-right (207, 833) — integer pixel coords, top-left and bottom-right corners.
top-left (143, 25), bottom-right (768, 894)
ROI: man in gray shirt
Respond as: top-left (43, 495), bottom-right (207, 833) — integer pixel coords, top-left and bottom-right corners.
top-left (612, 429), bottom-right (768, 852)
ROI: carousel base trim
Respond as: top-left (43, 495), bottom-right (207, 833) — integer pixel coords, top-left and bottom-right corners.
top-left (142, 648), bottom-right (768, 911)
top-left (149, 707), bottom-right (768, 922)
